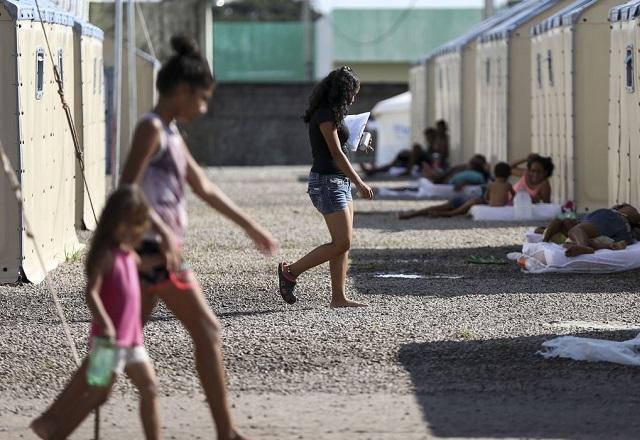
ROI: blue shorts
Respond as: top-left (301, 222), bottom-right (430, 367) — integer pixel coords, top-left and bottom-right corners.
top-left (582, 209), bottom-right (635, 244)
top-left (308, 172), bottom-right (352, 215)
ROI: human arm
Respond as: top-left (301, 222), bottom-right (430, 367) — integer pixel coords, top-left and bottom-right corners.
top-left (532, 181), bottom-right (551, 204)
top-left (319, 121), bottom-right (373, 199)
top-left (85, 254), bottom-right (115, 341)
top-left (185, 147), bottom-right (279, 255)
top-left (510, 155), bottom-right (536, 177)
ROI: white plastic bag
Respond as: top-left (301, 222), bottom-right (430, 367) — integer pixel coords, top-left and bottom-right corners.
top-left (539, 334), bottom-right (640, 366)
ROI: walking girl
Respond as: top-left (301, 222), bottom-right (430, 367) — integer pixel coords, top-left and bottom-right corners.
top-left (31, 186), bottom-right (161, 439)
top-left (120, 36), bottom-right (278, 440)
top-left (278, 66), bottom-right (373, 308)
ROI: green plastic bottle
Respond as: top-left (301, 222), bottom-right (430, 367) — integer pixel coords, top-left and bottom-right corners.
top-left (87, 337), bottom-right (116, 387)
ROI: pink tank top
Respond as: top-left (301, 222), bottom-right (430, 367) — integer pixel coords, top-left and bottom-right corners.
top-left (140, 112), bottom-right (188, 244)
top-left (90, 248), bottom-right (143, 347)
top-left (511, 172), bottom-right (540, 200)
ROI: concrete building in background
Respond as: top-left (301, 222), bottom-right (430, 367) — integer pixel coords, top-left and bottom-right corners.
top-left (213, 6), bottom-right (484, 84)
top-left (315, 8), bottom-right (483, 83)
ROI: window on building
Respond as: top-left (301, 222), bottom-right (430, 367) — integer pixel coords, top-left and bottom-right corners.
top-left (57, 49), bottom-right (64, 84)
top-left (536, 53), bottom-right (543, 89)
top-left (36, 48), bottom-right (45, 100)
top-left (547, 49), bottom-right (554, 87)
top-left (626, 45), bottom-right (635, 93)
top-left (93, 57), bottom-right (98, 95)
top-left (485, 58), bottom-right (491, 85)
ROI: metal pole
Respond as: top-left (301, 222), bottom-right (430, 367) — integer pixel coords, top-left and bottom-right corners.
top-left (484, 0), bottom-right (495, 19)
top-left (303, 0), bottom-right (313, 81)
top-left (112, 0), bottom-right (123, 189)
top-left (127, 0), bottom-right (138, 153)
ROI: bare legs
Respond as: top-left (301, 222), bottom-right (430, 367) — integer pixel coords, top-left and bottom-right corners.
top-left (125, 362), bottom-right (160, 439)
top-left (142, 274), bottom-right (249, 440)
top-left (287, 202), bottom-right (365, 307)
top-left (30, 360), bottom-right (117, 440)
top-left (398, 201), bottom-right (453, 220)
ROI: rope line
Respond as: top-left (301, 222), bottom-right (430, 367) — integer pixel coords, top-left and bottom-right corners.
top-left (0, 142), bottom-right (82, 366)
top-left (32, 2), bottom-right (104, 437)
top-left (33, 0), bottom-right (99, 227)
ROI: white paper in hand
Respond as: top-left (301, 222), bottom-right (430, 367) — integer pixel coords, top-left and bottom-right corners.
top-left (344, 112), bottom-right (370, 151)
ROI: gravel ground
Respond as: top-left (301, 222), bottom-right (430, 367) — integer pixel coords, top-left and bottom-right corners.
top-left (2, 166), bottom-right (640, 439)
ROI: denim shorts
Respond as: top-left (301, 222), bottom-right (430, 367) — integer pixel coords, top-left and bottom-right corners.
top-left (308, 172), bottom-right (352, 215)
top-left (582, 209), bottom-right (635, 244)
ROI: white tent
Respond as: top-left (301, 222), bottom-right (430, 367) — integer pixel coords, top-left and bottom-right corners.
top-left (371, 92), bottom-right (412, 166)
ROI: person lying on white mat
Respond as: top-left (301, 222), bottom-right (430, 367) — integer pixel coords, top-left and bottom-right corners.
top-left (537, 204), bottom-right (640, 257)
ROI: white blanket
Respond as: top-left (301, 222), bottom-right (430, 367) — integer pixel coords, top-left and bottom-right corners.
top-left (509, 233), bottom-right (640, 273)
top-left (377, 177), bottom-right (482, 200)
top-left (539, 334), bottom-right (640, 366)
top-left (470, 204), bottom-right (561, 221)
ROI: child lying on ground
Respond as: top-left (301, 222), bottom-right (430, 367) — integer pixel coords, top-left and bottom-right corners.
top-left (398, 162), bottom-right (513, 219)
top-left (537, 204), bottom-right (640, 257)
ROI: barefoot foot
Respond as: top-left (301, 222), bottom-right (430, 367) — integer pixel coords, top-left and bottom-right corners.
top-left (31, 416), bottom-right (55, 440)
top-left (330, 299), bottom-right (368, 308)
top-left (564, 244), bottom-right (595, 257)
top-left (611, 241), bottom-right (627, 250)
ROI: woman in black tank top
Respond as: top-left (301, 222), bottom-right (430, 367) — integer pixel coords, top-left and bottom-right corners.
top-left (277, 66), bottom-right (373, 308)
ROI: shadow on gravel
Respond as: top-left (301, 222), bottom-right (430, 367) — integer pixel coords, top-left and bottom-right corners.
top-left (398, 331), bottom-right (640, 439)
top-left (353, 210), bottom-right (541, 232)
top-left (148, 308), bottom-right (312, 322)
top-left (349, 248), bottom-right (640, 297)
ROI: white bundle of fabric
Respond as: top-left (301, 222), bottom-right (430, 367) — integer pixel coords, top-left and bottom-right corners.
top-left (539, 334), bottom-right (640, 366)
top-left (377, 178), bottom-right (482, 200)
top-left (509, 233), bottom-right (640, 274)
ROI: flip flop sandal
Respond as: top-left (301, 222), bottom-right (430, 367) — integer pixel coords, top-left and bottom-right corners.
top-left (466, 255), bottom-right (507, 265)
top-left (278, 262), bottom-right (298, 304)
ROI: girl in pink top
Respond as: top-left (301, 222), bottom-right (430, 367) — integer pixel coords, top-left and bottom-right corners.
top-left (510, 154), bottom-right (554, 203)
top-left (31, 186), bottom-right (160, 440)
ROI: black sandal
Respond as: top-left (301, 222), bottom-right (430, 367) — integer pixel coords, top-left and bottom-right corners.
top-left (278, 262), bottom-right (298, 304)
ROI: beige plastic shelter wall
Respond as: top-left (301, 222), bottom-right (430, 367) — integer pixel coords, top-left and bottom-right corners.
top-left (475, 39), bottom-right (508, 164)
top-left (435, 52), bottom-right (464, 163)
top-left (531, 27), bottom-right (569, 204)
top-left (425, 59), bottom-right (436, 136)
top-left (0, 10), bottom-right (81, 284)
top-left (74, 31), bottom-right (106, 231)
top-left (104, 38), bottom-right (159, 169)
top-left (609, 14), bottom-right (640, 206)
top-left (533, 1), bottom-right (617, 211)
top-left (476, 0), bottom-right (575, 164)
top-left (0, 9), bottom-right (22, 282)
top-left (409, 63), bottom-right (427, 145)
top-left (461, 40), bottom-right (482, 162)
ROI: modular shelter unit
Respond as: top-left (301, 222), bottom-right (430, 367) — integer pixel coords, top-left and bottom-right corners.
top-left (104, 37), bottom-right (160, 171)
top-left (608, 1), bottom-right (640, 206)
top-left (408, 58), bottom-right (435, 148)
top-left (475, 0), bottom-right (575, 165)
top-left (409, 62), bottom-right (427, 146)
top-left (531, 0), bottom-right (619, 211)
top-left (0, 0), bottom-right (81, 283)
top-left (372, 92), bottom-right (411, 167)
top-left (431, 2), bottom-right (534, 165)
top-left (73, 19), bottom-right (105, 231)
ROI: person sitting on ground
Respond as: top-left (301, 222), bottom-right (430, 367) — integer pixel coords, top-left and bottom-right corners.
top-left (433, 119), bottom-right (450, 165)
top-left (398, 161), bottom-right (512, 219)
top-left (510, 154), bottom-right (554, 203)
top-left (361, 142), bottom-right (428, 177)
top-left (422, 153), bottom-right (490, 186)
top-left (538, 204), bottom-right (640, 257)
